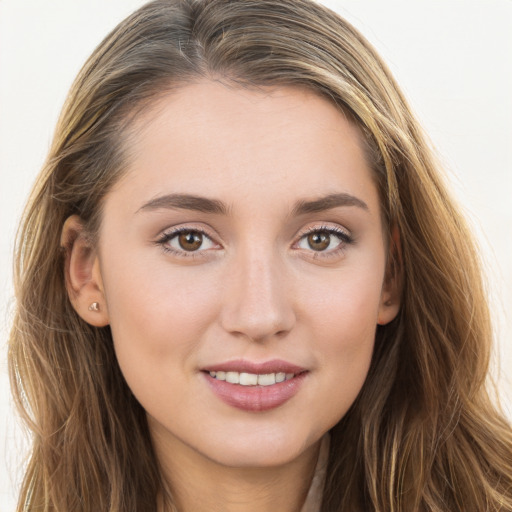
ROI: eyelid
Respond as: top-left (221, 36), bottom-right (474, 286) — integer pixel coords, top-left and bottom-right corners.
top-left (293, 223), bottom-right (354, 255)
top-left (155, 224), bottom-right (222, 258)
top-left (154, 222), bottom-right (353, 259)
top-left (294, 223), bottom-right (352, 242)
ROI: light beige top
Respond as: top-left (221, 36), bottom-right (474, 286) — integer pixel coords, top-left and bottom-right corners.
top-left (300, 434), bottom-right (330, 512)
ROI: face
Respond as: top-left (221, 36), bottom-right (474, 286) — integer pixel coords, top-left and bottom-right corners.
top-left (89, 81), bottom-right (398, 468)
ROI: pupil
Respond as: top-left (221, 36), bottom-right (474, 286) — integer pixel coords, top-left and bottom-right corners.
top-left (179, 231), bottom-right (202, 251)
top-left (308, 232), bottom-right (330, 251)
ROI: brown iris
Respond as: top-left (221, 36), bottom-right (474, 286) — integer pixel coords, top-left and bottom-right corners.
top-left (307, 231), bottom-right (330, 251)
top-left (178, 231), bottom-right (203, 251)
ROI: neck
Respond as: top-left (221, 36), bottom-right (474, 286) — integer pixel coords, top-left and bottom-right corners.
top-left (151, 425), bottom-right (322, 512)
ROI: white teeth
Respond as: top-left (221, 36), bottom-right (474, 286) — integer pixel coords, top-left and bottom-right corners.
top-left (225, 372), bottom-right (240, 384)
top-left (258, 373), bottom-right (276, 386)
top-left (208, 371), bottom-right (296, 386)
top-left (239, 372), bottom-right (258, 385)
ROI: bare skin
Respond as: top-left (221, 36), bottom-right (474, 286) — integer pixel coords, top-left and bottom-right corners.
top-left (63, 80), bottom-right (400, 511)
top-left (153, 425), bottom-right (321, 512)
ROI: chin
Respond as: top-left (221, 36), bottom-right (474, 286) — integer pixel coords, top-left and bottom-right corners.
top-left (196, 425), bottom-right (319, 469)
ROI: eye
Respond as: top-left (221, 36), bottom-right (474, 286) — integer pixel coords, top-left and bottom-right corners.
top-left (157, 228), bottom-right (218, 255)
top-left (296, 227), bottom-right (353, 253)
top-left (175, 231), bottom-right (208, 251)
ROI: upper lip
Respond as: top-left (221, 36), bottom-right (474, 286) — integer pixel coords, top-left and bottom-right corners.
top-left (201, 359), bottom-right (307, 375)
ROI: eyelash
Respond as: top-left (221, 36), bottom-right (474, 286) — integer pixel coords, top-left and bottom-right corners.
top-left (155, 226), bottom-right (216, 260)
top-left (295, 225), bottom-right (354, 259)
top-left (155, 224), bottom-right (354, 260)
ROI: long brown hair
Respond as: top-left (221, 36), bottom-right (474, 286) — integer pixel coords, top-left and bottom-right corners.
top-left (9, 0), bottom-right (512, 510)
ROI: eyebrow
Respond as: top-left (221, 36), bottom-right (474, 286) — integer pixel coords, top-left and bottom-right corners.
top-left (137, 192), bottom-right (368, 216)
top-left (137, 194), bottom-right (228, 215)
top-left (292, 193), bottom-right (369, 215)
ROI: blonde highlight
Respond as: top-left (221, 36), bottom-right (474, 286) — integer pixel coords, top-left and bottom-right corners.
top-left (9, 1), bottom-right (512, 510)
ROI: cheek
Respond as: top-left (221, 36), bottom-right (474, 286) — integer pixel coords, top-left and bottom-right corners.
top-left (101, 253), bottom-right (222, 380)
top-left (318, 289), bottom-right (377, 373)
top-left (299, 263), bottom-right (384, 418)
top-left (303, 259), bottom-right (385, 346)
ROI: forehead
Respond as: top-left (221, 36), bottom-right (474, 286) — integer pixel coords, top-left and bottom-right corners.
top-left (111, 80), bottom-right (380, 217)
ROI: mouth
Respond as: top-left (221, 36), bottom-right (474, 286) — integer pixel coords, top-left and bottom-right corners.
top-left (201, 359), bottom-right (308, 412)
top-left (207, 370), bottom-right (297, 386)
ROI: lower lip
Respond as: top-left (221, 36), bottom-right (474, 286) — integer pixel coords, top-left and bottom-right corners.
top-left (204, 372), bottom-right (307, 412)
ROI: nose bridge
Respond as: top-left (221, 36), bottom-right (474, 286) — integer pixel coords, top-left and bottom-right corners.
top-left (220, 242), bottom-right (295, 341)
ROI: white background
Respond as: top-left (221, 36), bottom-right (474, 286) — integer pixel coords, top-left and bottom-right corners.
top-left (1, 1), bottom-right (511, 510)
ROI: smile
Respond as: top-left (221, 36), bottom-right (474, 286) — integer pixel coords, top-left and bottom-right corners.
top-left (208, 371), bottom-right (296, 386)
top-left (202, 360), bottom-right (308, 412)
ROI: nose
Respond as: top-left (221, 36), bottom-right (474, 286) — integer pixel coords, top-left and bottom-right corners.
top-left (219, 247), bottom-right (296, 342)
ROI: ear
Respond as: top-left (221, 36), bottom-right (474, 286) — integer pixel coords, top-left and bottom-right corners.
top-left (61, 215), bottom-right (109, 327)
top-left (377, 225), bottom-right (402, 325)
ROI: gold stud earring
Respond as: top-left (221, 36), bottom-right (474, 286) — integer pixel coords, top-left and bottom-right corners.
top-left (88, 302), bottom-right (100, 312)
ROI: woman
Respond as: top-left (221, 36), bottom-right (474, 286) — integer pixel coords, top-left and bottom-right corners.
top-left (8, 0), bottom-right (512, 510)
